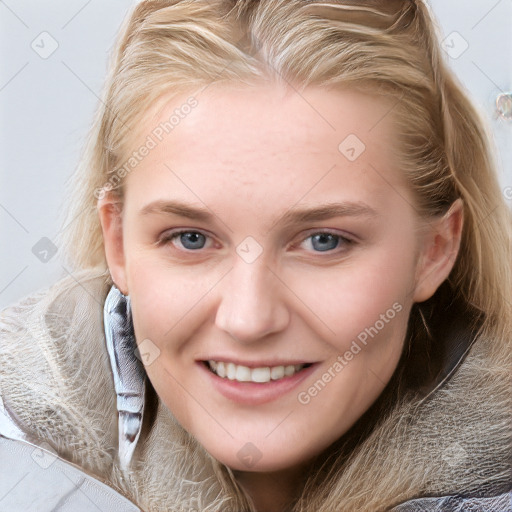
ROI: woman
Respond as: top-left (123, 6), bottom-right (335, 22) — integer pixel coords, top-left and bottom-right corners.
top-left (1, 1), bottom-right (510, 510)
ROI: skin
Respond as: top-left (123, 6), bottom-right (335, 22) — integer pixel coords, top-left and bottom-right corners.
top-left (99, 82), bottom-right (463, 512)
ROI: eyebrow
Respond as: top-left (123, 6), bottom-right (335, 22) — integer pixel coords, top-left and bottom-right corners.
top-left (139, 199), bottom-right (378, 227)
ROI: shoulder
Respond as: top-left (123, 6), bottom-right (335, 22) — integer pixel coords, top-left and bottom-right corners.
top-left (389, 490), bottom-right (512, 511)
top-left (0, 269), bottom-right (118, 476)
top-left (343, 323), bottom-right (512, 510)
top-left (0, 434), bottom-right (140, 511)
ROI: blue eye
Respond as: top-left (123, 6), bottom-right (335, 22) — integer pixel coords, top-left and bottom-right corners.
top-left (161, 230), bottom-right (208, 250)
top-left (310, 233), bottom-right (339, 252)
top-left (300, 232), bottom-right (353, 253)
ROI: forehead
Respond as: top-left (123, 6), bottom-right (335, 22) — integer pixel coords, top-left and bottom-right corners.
top-left (146, 81), bottom-right (398, 157)
top-left (123, 82), bottom-right (408, 219)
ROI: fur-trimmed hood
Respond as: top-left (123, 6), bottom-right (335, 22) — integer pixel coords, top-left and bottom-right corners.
top-left (0, 269), bottom-right (510, 511)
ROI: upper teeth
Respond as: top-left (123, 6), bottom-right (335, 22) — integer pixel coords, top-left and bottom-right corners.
top-left (208, 361), bottom-right (306, 383)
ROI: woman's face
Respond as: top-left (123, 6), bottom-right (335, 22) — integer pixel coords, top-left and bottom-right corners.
top-left (100, 82), bottom-right (460, 473)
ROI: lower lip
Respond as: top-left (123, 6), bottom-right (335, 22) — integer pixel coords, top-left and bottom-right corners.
top-left (197, 361), bottom-right (319, 406)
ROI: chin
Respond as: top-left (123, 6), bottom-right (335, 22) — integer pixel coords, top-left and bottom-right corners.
top-left (202, 437), bottom-right (318, 474)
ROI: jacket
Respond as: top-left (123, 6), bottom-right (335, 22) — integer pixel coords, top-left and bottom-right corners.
top-left (0, 269), bottom-right (510, 511)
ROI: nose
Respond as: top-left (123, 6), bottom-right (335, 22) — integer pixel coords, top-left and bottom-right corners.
top-left (214, 257), bottom-right (290, 344)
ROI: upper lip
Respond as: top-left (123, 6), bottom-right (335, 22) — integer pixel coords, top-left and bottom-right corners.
top-left (198, 357), bottom-right (316, 368)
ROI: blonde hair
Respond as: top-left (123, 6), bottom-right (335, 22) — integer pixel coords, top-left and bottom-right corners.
top-left (59, 1), bottom-right (512, 509)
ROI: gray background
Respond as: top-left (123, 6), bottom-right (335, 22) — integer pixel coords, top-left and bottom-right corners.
top-left (1, 0), bottom-right (511, 309)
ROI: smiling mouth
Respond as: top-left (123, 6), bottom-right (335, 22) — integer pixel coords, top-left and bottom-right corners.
top-left (203, 360), bottom-right (314, 383)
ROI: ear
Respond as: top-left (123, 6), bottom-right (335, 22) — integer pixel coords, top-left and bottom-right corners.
top-left (413, 198), bottom-right (464, 303)
top-left (97, 191), bottom-right (128, 295)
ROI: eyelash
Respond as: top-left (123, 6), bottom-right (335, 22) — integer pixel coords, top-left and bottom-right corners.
top-left (157, 229), bottom-right (356, 256)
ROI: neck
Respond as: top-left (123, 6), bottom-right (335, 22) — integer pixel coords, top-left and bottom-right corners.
top-left (233, 459), bottom-right (312, 512)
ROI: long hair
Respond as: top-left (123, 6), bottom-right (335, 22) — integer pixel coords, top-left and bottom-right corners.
top-left (59, 1), bottom-right (512, 509)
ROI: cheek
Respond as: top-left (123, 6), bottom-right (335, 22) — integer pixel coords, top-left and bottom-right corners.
top-left (288, 243), bottom-right (417, 352)
top-left (126, 256), bottom-right (206, 342)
